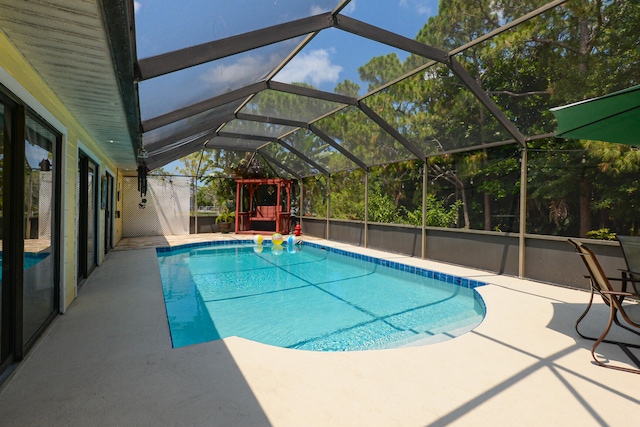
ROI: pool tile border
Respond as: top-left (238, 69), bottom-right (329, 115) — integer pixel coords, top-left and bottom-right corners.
top-left (302, 242), bottom-right (487, 290)
top-left (155, 239), bottom-right (251, 252)
top-left (156, 239), bottom-right (488, 290)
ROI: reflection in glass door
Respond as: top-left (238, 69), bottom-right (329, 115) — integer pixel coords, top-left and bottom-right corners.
top-left (23, 115), bottom-right (58, 345)
top-left (0, 93), bottom-right (60, 378)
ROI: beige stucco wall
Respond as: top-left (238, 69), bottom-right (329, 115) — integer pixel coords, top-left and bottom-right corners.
top-left (0, 32), bottom-right (120, 310)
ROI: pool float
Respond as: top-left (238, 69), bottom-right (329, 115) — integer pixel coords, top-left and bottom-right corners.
top-left (271, 233), bottom-right (283, 245)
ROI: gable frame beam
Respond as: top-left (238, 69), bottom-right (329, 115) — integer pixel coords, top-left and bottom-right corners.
top-left (334, 15), bottom-right (449, 64)
top-left (137, 14), bottom-right (334, 80)
top-left (309, 124), bottom-right (368, 170)
top-left (274, 140), bottom-right (329, 176)
top-left (216, 132), bottom-right (329, 175)
top-left (448, 58), bottom-right (526, 147)
top-left (268, 81), bottom-right (357, 106)
top-left (258, 151), bottom-right (303, 180)
top-left (143, 114), bottom-right (235, 153)
top-left (357, 101), bottom-right (426, 162)
top-left (142, 82), bottom-right (266, 132)
top-left (235, 112), bottom-right (309, 129)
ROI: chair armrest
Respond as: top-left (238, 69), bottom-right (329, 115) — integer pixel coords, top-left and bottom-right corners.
top-left (600, 290), bottom-right (640, 298)
top-left (619, 270), bottom-right (640, 294)
top-left (619, 269), bottom-right (640, 277)
top-left (583, 274), bottom-right (625, 282)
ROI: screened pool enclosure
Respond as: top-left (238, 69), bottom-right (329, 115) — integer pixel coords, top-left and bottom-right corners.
top-left (127, 0), bottom-right (640, 283)
top-left (1, 0), bottom-right (639, 388)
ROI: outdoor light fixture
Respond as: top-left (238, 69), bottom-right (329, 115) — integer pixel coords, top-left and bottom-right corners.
top-left (137, 147), bottom-right (149, 160)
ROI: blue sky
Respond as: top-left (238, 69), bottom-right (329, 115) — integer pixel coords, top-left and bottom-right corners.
top-left (134, 0), bottom-right (439, 171)
top-left (135, 1), bottom-right (438, 98)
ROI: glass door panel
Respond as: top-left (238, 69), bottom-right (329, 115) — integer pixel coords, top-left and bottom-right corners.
top-left (0, 102), bottom-right (7, 366)
top-left (23, 115), bottom-right (57, 343)
top-left (86, 163), bottom-right (95, 275)
top-left (104, 174), bottom-right (113, 254)
top-left (77, 155), bottom-right (97, 282)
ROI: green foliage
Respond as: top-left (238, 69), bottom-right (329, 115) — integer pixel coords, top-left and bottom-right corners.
top-left (586, 228), bottom-right (616, 241)
top-left (174, 151), bottom-right (214, 178)
top-left (404, 195), bottom-right (463, 228)
top-left (367, 191), bottom-right (397, 223)
top-left (215, 210), bottom-right (235, 224)
top-left (302, 175), bottom-right (328, 217)
top-left (425, 196), bottom-right (463, 228)
top-left (170, 1), bottom-right (640, 240)
top-left (334, 80), bottom-right (360, 97)
top-left (363, 175), bottom-right (461, 228)
top-left (329, 170), bottom-right (365, 220)
top-left (196, 181), bottom-right (217, 208)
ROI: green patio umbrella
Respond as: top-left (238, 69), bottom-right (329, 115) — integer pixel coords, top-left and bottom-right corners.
top-left (550, 84), bottom-right (640, 146)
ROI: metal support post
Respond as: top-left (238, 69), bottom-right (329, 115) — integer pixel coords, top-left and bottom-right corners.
top-left (422, 161), bottom-right (428, 259)
top-left (364, 171), bottom-right (369, 247)
top-left (518, 148), bottom-right (528, 278)
top-left (326, 175), bottom-right (331, 240)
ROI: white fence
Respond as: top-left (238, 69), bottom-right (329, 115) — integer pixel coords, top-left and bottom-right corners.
top-left (123, 176), bottom-right (191, 237)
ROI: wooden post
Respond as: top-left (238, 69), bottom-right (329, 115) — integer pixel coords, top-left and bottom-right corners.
top-left (276, 180), bottom-right (282, 233)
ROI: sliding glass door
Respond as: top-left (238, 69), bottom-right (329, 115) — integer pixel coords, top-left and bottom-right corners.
top-left (23, 115), bottom-right (58, 345)
top-left (77, 154), bottom-right (97, 283)
top-left (104, 173), bottom-right (114, 254)
top-left (0, 99), bottom-right (10, 372)
top-left (0, 91), bottom-right (61, 379)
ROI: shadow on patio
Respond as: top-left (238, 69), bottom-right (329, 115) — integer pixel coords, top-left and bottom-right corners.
top-left (1, 239), bottom-right (639, 426)
top-left (0, 247), bottom-right (272, 426)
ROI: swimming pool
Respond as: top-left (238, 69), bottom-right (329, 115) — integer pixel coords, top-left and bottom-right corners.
top-left (0, 252), bottom-right (49, 271)
top-left (157, 241), bottom-right (486, 351)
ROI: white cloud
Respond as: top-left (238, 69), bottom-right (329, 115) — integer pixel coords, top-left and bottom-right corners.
top-left (275, 49), bottom-right (342, 87)
top-left (200, 54), bottom-right (282, 89)
top-left (343, 0), bottom-right (356, 14)
top-left (309, 5), bottom-right (326, 15)
top-left (310, 0), bottom-right (355, 15)
top-left (399, 0), bottom-right (432, 15)
top-left (134, 1), bottom-right (141, 13)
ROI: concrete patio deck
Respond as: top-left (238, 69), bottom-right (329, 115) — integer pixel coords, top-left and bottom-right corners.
top-left (1, 234), bottom-right (638, 426)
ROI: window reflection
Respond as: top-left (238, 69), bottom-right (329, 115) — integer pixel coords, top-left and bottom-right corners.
top-left (23, 115), bottom-right (56, 343)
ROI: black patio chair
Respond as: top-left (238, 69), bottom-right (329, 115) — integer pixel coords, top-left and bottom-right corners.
top-left (568, 239), bottom-right (640, 374)
top-left (616, 235), bottom-right (640, 295)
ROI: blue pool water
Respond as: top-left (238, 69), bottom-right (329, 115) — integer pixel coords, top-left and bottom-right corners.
top-left (157, 241), bottom-right (486, 351)
top-left (0, 252), bottom-right (49, 271)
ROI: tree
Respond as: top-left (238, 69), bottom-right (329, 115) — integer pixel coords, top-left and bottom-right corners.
top-left (173, 151), bottom-right (215, 212)
top-left (408, 0), bottom-right (640, 236)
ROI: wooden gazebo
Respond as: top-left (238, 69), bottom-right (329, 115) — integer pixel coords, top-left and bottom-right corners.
top-left (235, 178), bottom-right (292, 234)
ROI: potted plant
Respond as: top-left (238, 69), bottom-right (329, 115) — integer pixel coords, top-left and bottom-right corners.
top-left (215, 210), bottom-right (235, 233)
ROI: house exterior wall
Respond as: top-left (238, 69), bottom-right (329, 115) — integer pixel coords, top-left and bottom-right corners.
top-left (0, 33), bottom-right (120, 311)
